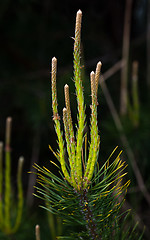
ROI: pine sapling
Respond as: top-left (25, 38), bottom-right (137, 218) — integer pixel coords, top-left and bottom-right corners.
top-left (34, 10), bottom-right (143, 240)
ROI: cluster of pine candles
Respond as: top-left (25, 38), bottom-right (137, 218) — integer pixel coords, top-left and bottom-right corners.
top-left (33, 10), bottom-right (143, 240)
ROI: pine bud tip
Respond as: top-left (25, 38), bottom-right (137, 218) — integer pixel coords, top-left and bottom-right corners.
top-left (19, 156), bottom-right (24, 164)
top-left (77, 9), bottom-right (82, 15)
top-left (64, 84), bottom-right (69, 89)
top-left (63, 107), bottom-right (67, 112)
top-left (35, 224), bottom-right (40, 230)
top-left (0, 142), bottom-right (3, 148)
top-left (90, 71), bottom-right (95, 76)
top-left (97, 61), bottom-right (102, 66)
top-left (6, 117), bottom-right (12, 123)
top-left (52, 57), bottom-right (57, 63)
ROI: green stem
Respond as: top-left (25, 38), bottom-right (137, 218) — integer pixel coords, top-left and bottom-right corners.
top-left (51, 57), bottom-right (70, 184)
top-left (73, 10), bottom-right (85, 187)
top-left (84, 72), bottom-right (99, 187)
top-left (12, 156), bottom-right (24, 233)
top-left (79, 190), bottom-right (100, 239)
top-left (63, 108), bottom-right (76, 188)
top-left (4, 150), bottom-right (11, 232)
top-left (35, 225), bottom-right (41, 240)
top-left (64, 85), bottom-right (77, 184)
top-left (4, 117), bottom-right (12, 233)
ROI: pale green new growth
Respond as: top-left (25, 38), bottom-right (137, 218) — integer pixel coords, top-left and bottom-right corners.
top-left (84, 71), bottom-right (100, 187)
top-left (64, 84), bottom-right (76, 182)
top-left (51, 10), bottom-right (101, 190)
top-left (73, 10), bottom-right (85, 187)
top-left (63, 107), bottom-right (76, 187)
top-left (51, 57), bottom-right (70, 184)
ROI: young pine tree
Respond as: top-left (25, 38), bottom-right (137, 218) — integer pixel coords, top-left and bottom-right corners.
top-left (33, 10), bottom-right (143, 240)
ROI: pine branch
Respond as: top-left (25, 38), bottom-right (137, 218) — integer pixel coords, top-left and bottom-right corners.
top-left (33, 9), bottom-right (144, 240)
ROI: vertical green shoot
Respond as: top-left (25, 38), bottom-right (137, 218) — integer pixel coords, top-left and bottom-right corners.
top-left (64, 85), bottom-right (76, 184)
top-left (84, 68), bottom-right (100, 187)
top-left (4, 117), bottom-right (12, 231)
top-left (35, 225), bottom-right (41, 240)
top-left (63, 108), bottom-right (76, 188)
top-left (73, 10), bottom-right (86, 187)
top-left (51, 57), bottom-right (70, 183)
top-left (12, 156), bottom-right (24, 233)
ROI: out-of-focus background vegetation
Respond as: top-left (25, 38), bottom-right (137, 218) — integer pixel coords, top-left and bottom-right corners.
top-left (0, 0), bottom-right (150, 239)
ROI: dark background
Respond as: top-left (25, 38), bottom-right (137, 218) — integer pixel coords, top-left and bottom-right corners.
top-left (0, 0), bottom-right (149, 239)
